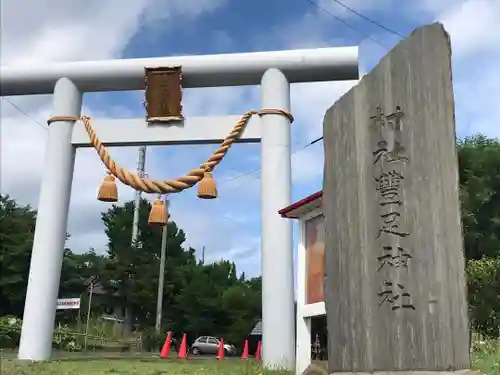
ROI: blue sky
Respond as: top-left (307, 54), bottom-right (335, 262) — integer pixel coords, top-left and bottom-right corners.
top-left (1, 0), bottom-right (499, 280)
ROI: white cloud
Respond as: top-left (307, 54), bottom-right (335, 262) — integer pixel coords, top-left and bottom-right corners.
top-left (436, 0), bottom-right (500, 58)
top-left (1, 0), bottom-right (148, 65)
top-left (291, 81), bottom-right (358, 142)
top-left (436, 0), bottom-right (500, 139)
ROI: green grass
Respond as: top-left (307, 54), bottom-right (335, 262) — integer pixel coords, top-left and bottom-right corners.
top-left (471, 338), bottom-right (500, 375)
top-left (1, 358), bottom-right (292, 375)
top-left (1, 339), bottom-right (499, 375)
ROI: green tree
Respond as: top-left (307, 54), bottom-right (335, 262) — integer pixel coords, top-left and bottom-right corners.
top-left (458, 135), bottom-right (500, 337)
top-left (0, 195), bottom-right (36, 317)
top-left (458, 135), bottom-right (500, 260)
top-left (100, 198), bottom-right (195, 330)
top-left (221, 281), bottom-right (262, 345)
top-left (59, 247), bottom-right (107, 298)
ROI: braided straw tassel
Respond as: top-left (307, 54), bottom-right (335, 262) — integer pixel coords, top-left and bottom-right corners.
top-left (148, 197), bottom-right (168, 227)
top-left (97, 172), bottom-right (118, 202)
top-left (46, 109), bottom-right (293, 200)
top-left (196, 165), bottom-right (217, 199)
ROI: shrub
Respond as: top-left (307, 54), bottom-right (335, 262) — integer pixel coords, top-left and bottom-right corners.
top-left (52, 324), bottom-right (82, 351)
top-left (0, 317), bottom-right (81, 351)
top-left (141, 327), bottom-right (168, 352)
top-left (0, 316), bottom-right (22, 348)
top-left (467, 256), bottom-right (500, 338)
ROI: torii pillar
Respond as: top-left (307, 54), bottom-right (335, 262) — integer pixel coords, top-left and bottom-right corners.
top-left (0, 47), bottom-right (359, 369)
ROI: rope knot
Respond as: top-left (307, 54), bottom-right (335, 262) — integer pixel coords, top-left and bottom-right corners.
top-left (257, 108), bottom-right (294, 123)
top-left (46, 115), bottom-right (81, 126)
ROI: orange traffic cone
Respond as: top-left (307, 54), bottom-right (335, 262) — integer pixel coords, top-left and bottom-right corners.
top-left (217, 337), bottom-right (225, 360)
top-left (178, 333), bottom-right (187, 359)
top-left (160, 331), bottom-right (172, 358)
top-left (241, 340), bottom-right (249, 360)
top-left (255, 340), bottom-right (262, 360)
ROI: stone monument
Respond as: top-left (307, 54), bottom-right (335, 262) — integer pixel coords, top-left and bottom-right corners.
top-left (322, 23), bottom-right (471, 374)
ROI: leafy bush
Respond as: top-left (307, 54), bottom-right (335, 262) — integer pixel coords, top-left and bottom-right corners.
top-left (467, 256), bottom-right (500, 338)
top-left (0, 317), bottom-right (81, 351)
top-left (141, 327), bottom-right (168, 352)
top-left (52, 324), bottom-right (82, 351)
top-left (0, 316), bottom-right (22, 348)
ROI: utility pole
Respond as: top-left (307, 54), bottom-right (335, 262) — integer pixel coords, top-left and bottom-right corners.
top-left (131, 146), bottom-right (147, 247)
top-left (201, 246), bottom-right (205, 264)
top-left (155, 197), bottom-right (169, 334)
top-left (83, 278), bottom-right (95, 352)
top-left (125, 146), bottom-right (146, 333)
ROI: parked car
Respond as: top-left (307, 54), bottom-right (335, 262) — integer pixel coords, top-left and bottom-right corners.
top-left (190, 336), bottom-right (236, 356)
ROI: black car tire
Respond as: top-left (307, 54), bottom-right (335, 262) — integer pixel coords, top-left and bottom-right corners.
top-left (192, 347), bottom-right (200, 355)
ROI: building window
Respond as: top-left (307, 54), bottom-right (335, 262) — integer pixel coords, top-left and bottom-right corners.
top-left (305, 214), bottom-right (325, 304)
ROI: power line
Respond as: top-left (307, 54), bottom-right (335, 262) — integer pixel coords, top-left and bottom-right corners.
top-left (308, 135), bottom-right (323, 145)
top-left (217, 135), bottom-right (324, 188)
top-left (304, 0), bottom-right (391, 49)
top-left (218, 166), bottom-right (260, 186)
top-left (328, 0), bottom-right (405, 37)
top-left (1, 97), bottom-right (48, 130)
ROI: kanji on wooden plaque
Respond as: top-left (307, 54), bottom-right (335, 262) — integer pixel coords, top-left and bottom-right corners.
top-left (144, 66), bottom-right (183, 123)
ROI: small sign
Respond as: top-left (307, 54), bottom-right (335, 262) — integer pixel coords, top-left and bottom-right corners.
top-left (144, 66), bottom-right (183, 123)
top-left (56, 298), bottom-right (81, 310)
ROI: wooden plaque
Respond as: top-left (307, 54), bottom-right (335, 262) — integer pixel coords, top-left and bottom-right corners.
top-left (144, 66), bottom-right (183, 123)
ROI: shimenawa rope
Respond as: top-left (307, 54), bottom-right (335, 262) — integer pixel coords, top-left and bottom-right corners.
top-left (47, 109), bottom-right (293, 195)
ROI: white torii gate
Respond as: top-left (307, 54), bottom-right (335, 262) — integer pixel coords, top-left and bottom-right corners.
top-left (0, 47), bottom-right (358, 369)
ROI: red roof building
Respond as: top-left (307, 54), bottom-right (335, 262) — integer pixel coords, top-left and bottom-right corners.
top-left (278, 190), bottom-right (326, 374)
top-left (278, 190), bottom-right (323, 219)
